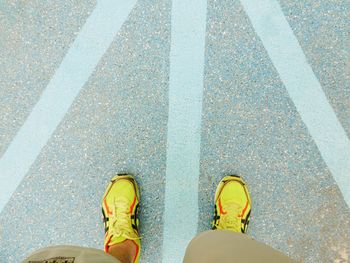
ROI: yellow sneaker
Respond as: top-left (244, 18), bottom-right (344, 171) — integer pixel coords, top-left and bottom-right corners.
top-left (212, 175), bottom-right (252, 233)
top-left (102, 174), bottom-right (141, 263)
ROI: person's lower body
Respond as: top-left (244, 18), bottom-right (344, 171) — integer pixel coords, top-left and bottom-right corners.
top-left (21, 230), bottom-right (297, 263)
top-left (21, 245), bottom-right (120, 263)
top-left (183, 230), bottom-right (297, 263)
top-left (22, 174), bottom-right (298, 263)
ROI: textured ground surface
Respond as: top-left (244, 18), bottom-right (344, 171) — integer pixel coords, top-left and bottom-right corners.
top-left (0, 0), bottom-right (349, 262)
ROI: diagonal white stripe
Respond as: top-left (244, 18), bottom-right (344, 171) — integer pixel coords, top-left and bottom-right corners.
top-left (240, 0), bottom-right (350, 206)
top-left (0, 0), bottom-right (137, 212)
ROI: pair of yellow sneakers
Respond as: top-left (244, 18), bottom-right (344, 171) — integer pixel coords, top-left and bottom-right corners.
top-left (102, 174), bottom-right (252, 263)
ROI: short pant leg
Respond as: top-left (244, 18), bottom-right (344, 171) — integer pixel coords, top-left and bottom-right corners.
top-left (21, 245), bottom-right (121, 263)
top-left (183, 230), bottom-right (298, 263)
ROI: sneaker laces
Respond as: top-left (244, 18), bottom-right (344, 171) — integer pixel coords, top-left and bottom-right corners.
top-left (217, 201), bottom-right (242, 232)
top-left (109, 197), bottom-right (140, 240)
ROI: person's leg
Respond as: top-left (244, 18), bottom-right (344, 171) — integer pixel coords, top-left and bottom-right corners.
top-left (102, 174), bottom-right (142, 263)
top-left (22, 174), bottom-right (141, 263)
top-left (183, 175), bottom-right (298, 263)
top-left (183, 230), bottom-right (297, 263)
top-left (108, 240), bottom-right (138, 263)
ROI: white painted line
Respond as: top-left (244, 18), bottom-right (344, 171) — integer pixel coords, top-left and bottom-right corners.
top-left (162, 0), bottom-right (207, 262)
top-left (0, 0), bottom-right (137, 212)
top-left (241, 0), bottom-right (350, 206)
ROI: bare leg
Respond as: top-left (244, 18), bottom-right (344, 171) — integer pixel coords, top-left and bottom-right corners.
top-left (108, 240), bottom-right (137, 263)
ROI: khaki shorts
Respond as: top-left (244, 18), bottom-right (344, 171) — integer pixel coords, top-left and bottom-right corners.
top-left (22, 230), bottom-right (298, 263)
top-left (21, 245), bottom-right (121, 263)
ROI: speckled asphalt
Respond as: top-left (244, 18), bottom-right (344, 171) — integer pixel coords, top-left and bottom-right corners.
top-left (0, 0), bottom-right (349, 263)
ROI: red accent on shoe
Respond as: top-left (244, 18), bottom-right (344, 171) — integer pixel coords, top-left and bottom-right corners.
top-left (104, 199), bottom-right (112, 215)
top-left (105, 234), bottom-right (112, 253)
top-left (131, 240), bottom-right (140, 263)
top-left (218, 198), bottom-right (227, 215)
top-left (240, 200), bottom-right (249, 218)
top-left (130, 196), bottom-right (137, 214)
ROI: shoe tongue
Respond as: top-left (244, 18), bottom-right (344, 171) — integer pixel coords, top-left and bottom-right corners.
top-left (224, 202), bottom-right (242, 231)
top-left (109, 230), bottom-right (139, 246)
top-left (227, 201), bottom-right (240, 210)
top-left (226, 218), bottom-right (240, 230)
